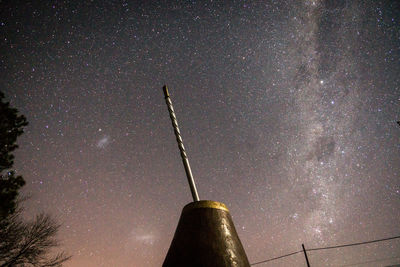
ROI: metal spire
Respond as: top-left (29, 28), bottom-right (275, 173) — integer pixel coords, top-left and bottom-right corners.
top-left (163, 85), bottom-right (200, 202)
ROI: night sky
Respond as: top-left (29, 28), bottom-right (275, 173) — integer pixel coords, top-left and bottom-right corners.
top-left (1, 1), bottom-right (400, 266)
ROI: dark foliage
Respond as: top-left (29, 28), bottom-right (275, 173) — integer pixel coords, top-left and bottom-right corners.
top-left (0, 91), bottom-right (28, 219)
top-left (0, 91), bottom-right (70, 266)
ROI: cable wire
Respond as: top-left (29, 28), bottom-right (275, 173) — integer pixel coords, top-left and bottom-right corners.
top-left (251, 250), bottom-right (302, 266)
top-left (250, 235), bottom-right (400, 266)
top-left (307, 235), bottom-right (400, 252)
top-left (340, 256), bottom-right (400, 267)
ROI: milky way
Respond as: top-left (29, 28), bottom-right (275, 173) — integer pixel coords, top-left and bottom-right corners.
top-left (1, 1), bottom-right (399, 266)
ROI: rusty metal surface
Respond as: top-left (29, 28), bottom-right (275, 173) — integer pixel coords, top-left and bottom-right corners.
top-left (163, 201), bottom-right (250, 267)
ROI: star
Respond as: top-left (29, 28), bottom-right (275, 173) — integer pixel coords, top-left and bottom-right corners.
top-left (2, 1), bottom-right (399, 266)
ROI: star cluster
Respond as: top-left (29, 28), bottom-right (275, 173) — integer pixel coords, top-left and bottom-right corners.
top-left (1, 1), bottom-right (399, 266)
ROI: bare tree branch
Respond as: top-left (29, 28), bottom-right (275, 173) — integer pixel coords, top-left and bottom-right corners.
top-left (0, 209), bottom-right (71, 267)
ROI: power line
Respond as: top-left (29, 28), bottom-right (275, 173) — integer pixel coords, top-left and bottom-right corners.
top-left (251, 250), bottom-right (302, 266)
top-left (307, 235), bottom-right (400, 252)
top-left (340, 256), bottom-right (400, 267)
top-left (250, 235), bottom-right (400, 266)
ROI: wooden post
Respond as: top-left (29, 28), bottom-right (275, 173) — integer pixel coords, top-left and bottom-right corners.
top-left (302, 244), bottom-right (311, 267)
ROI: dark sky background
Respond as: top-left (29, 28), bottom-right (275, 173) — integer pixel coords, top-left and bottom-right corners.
top-left (1, 0), bottom-right (400, 266)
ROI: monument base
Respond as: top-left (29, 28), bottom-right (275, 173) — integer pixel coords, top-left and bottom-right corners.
top-left (163, 200), bottom-right (250, 267)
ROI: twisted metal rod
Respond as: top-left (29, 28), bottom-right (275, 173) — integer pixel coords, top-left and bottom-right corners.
top-left (163, 85), bottom-right (200, 202)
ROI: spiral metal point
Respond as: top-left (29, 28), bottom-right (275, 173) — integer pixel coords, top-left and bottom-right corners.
top-left (163, 85), bottom-right (200, 202)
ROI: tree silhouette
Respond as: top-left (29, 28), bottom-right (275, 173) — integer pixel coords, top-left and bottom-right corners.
top-left (0, 210), bottom-right (70, 267)
top-left (0, 91), bottom-right (70, 266)
top-left (0, 91), bottom-right (27, 219)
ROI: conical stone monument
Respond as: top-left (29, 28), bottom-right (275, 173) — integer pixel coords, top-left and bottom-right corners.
top-left (163, 200), bottom-right (250, 267)
top-left (162, 86), bottom-right (250, 267)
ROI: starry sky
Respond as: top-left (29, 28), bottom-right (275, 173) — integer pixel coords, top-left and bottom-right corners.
top-left (1, 1), bottom-right (400, 266)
